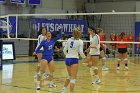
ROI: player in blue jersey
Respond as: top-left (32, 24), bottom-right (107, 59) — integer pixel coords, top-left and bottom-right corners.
top-left (61, 27), bottom-right (86, 93)
top-left (35, 25), bottom-right (62, 90)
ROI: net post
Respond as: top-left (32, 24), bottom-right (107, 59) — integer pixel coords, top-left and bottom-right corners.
top-left (6, 15), bottom-right (10, 38)
top-left (16, 15), bottom-right (18, 38)
top-left (0, 28), bottom-right (3, 70)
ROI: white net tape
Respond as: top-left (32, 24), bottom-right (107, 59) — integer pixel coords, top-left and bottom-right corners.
top-left (0, 38), bottom-right (139, 44)
top-left (3, 12), bottom-right (140, 16)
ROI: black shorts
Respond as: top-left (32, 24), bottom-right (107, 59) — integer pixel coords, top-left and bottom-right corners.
top-left (100, 47), bottom-right (103, 51)
top-left (106, 48), bottom-right (110, 54)
top-left (118, 48), bottom-right (127, 54)
top-left (111, 44), bottom-right (115, 46)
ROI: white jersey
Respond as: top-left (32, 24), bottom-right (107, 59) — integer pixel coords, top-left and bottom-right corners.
top-left (62, 42), bottom-right (67, 47)
top-left (35, 34), bottom-right (45, 51)
top-left (63, 37), bottom-right (86, 59)
top-left (89, 34), bottom-right (100, 56)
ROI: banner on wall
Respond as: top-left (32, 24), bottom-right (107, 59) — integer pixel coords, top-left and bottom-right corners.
top-left (0, 17), bottom-right (16, 34)
top-left (10, 0), bottom-right (25, 4)
top-left (31, 18), bottom-right (87, 34)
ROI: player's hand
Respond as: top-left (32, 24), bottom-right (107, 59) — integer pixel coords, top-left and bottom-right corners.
top-left (89, 45), bottom-right (97, 49)
top-left (58, 25), bottom-right (63, 29)
top-left (85, 48), bottom-right (90, 53)
top-left (33, 52), bottom-right (36, 55)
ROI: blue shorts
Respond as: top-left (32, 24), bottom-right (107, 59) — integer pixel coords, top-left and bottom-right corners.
top-left (65, 58), bottom-right (78, 66)
top-left (42, 55), bottom-right (53, 63)
top-left (91, 54), bottom-right (100, 56)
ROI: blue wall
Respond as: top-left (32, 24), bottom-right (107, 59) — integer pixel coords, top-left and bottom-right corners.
top-left (135, 22), bottom-right (140, 53)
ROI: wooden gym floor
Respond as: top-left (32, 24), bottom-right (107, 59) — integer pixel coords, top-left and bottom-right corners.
top-left (0, 56), bottom-right (140, 93)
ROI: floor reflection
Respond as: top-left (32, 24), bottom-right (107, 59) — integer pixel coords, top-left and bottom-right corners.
top-left (2, 64), bottom-right (14, 84)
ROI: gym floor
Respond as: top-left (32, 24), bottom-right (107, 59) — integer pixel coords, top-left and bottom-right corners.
top-left (0, 56), bottom-right (140, 93)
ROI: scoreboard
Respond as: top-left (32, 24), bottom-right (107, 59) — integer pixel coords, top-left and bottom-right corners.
top-left (0, 0), bottom-right (5, 3)
top-left (10, 0), bottom-right (25, 4)
top-left (0, 0), bottom-right (41, 5)
top-left (28, 0), bottom-right (40, 5)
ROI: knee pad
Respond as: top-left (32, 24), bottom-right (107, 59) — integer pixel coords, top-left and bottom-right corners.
top-left (117, 58), bottom-right (121, 61)
top-left (124, 58), bottom-right (128, 61)
top-left (102, 57), bottom-right (106, 60)
top-left (94, 67), bottom-right (98, 70)
top-left (70, 79), bottom-right (76, 84)
top-left (92, 66), bottom-right (98, 70)
top-left (38, 63), bottom-right (40, 66)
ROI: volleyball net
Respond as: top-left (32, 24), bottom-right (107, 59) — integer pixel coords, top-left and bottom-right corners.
top-left (0, 12), bottom-right (140, 59)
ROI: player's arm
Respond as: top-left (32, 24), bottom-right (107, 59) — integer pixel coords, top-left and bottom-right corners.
top-left (34, 35), bottom-right (41, 50)
top-left (90, 35), bottom-right (92, 40)
top-left (85, 47), bottom-right (90, 53)
top-left (63, 41), bottom-right (68, 55)
top-left (53, 26), bottom-right (63, 41)
top-left (89, 45), bottom-right (97, 48)
top-left (35, 40), bottom-right (44, 54)
top-left (33, 35), bottom-right (41, 55)
top-left (79, 41), bottom-right (86, 59)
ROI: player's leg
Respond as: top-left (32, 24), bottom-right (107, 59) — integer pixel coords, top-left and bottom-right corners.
top-left (117, 49), bottom-right (123, 70)
top-left (36, 59), bottom-right (48, 90)
top-left (69, 63), bottom-right (78, 93)
top-left (61, 58), bottom-right (78, 93)
top-left (138, 45), bottom-right (140, 56)
top-left (61, 65), bottom-right (71, 93)
top-left (36, 53), bottom-right (42, 71)
top-left (129, 44), bottom-right (133, 56)
top-left (110, 44), bottom-right (114, 56)
top-left (137, 44), bottom-right (139, 55)
top-left (123, 51), bottom-right (128, 70)
top-left (100, 49), bottom-right (109, 71)
top-left (91, 56), bottom-right (101, 84)
top-left (61, 58), bottom-right (71, 93)
top-left (84, 54), bottom-right (91, 67)
top-left (47, 59), bottom-right (57, 88)
top-left (112, 45), bottom-right (116, 57)
top-left (34, 53), bottom-right (42, 78)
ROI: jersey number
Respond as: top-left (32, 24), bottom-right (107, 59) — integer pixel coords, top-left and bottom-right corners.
top-left (70, 41), bottom-right (74, 48)
top-left (48, 45), bottom-right (52, 50)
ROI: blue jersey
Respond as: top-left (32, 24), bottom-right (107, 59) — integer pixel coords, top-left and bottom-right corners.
top-left (35, 30), bottom-right (62, 56)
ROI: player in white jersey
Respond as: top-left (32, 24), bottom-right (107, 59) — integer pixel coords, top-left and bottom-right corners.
top-left (88, 26), bottom-right (101, 84)
top-left (61, 27), bottom-right (86, 93)
top-left (33, 27), bottom-right (46, 78)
